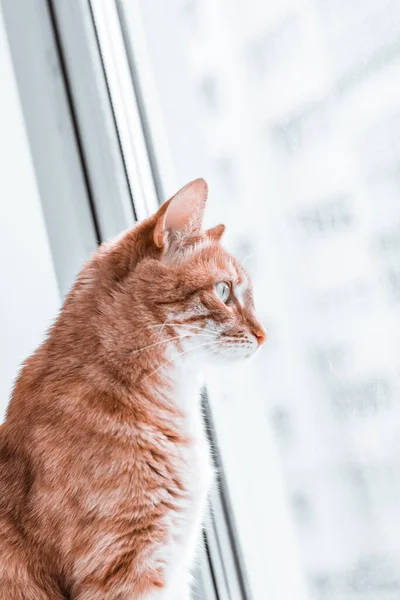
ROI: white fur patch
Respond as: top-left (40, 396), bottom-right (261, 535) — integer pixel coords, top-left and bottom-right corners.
top-left (234, 280), bottom-right (248, 307)
top-left (149, 367), bottom-right (213, 598)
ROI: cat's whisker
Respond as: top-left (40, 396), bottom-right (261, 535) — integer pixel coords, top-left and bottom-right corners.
top-left (155, 317), bottom-right (170, 343)
top-left (148, 323), bottom-right (219, 336)
top-left (127, 332), bottom-right (216, 356)
top-left (144, 339), bottom-right (223, 380)
top-left (127, 335), bottom-right (188, 356)
top-left (173, 323), bottom-right (221, 336)
top-left (144, 336), bottom-right (243, 380)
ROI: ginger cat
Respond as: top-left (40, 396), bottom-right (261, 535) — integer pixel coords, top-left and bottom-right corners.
top-left (0, 179), bottom-right (266, 599)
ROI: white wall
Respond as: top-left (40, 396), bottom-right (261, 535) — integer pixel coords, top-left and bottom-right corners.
top-left (0, 7), bottom-right (60, 421)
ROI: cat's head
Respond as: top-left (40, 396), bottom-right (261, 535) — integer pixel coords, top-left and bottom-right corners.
top-left (92, 179), bottom-right (266, 368)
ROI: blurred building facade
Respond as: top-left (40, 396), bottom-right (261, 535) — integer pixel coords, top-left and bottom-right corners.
top-left (140, 0), bottom-right (400, 598)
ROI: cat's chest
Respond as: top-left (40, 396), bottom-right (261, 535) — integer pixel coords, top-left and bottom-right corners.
top-left (181, 432), bottom-right (214, 497)
top-left (173, 374), bottom-right (214, 496)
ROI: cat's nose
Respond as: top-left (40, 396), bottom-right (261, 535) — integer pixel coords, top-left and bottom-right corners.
top-left (253, 326), bottom-right (267, 346)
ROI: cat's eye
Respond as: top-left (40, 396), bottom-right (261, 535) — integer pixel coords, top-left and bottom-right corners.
top-left (215, 281), bottom-right (231, 303)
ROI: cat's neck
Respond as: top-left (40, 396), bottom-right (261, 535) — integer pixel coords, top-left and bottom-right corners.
top-left (41, 323), bottom-right (206, 431)
top-left (153, 361), bottom-right (203, 409)
top-left (137, 360), bottom-right (205, 437)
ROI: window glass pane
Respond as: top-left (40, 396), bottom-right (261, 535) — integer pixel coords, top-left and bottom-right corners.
top-left (0, 12), bottom-right (60, 420)
top-left (136, 0), bottom-right (400, 598)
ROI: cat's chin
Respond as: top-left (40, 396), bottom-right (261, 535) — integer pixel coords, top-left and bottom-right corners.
top-left (196, 345), bottom-right (258, 365)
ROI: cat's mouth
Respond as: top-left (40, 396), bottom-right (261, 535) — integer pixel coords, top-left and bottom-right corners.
top-left (171, 326), bottom-right (264, 365)
top-left (202, 335), bottom-right (259, 363)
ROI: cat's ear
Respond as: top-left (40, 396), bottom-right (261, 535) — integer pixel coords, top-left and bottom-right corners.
top-left (153, 178), bottom-right (208, 249)
top-left (206, 224), bottom-right (225, 242)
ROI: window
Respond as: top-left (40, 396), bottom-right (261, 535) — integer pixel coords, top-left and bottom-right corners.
top-left (129, 1), bottom-right (400, 599)
top-left (3, 0), bottom-right (400, 598)
top-left (0, 7), bottom-right (60, 418)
